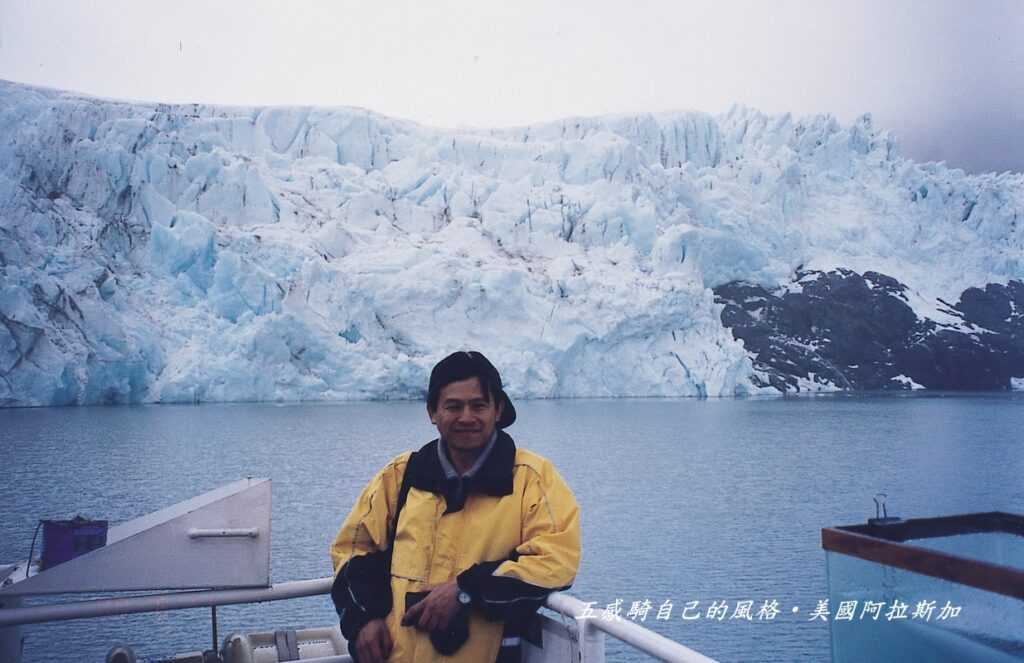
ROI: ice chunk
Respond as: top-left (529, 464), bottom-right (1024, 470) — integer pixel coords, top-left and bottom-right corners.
top-left (209, 252), bottom-right (284, 322)
top-left (148, 211), bottom-right (217, 289)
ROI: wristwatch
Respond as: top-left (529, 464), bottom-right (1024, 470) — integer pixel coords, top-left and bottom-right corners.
top-left (457, 589), bottom-right (472, 607)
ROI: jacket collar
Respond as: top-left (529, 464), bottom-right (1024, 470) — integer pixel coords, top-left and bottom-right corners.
top-left (406, 430), bottom-right (516, 500)
top-left (437, 430), bottom-right (498, 480)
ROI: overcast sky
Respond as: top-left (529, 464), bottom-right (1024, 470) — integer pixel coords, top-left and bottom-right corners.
top-left (1, 0), bottom-right (1021, 173)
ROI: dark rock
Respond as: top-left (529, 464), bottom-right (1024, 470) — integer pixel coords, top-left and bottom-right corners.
top-left (714, 270), bottom-right (1024, 392)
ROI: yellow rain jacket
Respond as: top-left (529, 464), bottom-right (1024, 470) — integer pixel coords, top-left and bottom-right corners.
top-left (330, 431), bottom-right (581, 663)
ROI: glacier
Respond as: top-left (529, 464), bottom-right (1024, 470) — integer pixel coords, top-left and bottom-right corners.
top-left (1, 80), bottom-right (1022, 406)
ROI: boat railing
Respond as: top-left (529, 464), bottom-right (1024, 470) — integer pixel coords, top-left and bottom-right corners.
top-left (0, 576), bottom-right (718, 663)
top-left (545, 591), bottom-right (718, 663)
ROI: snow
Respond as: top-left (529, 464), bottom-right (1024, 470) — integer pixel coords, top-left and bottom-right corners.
top-left (792, 373), bottom-right (843, 393)
top-left (1, 81), bottom-right (1022, 406)
top-left (892, 375), bottom-right (926, 390)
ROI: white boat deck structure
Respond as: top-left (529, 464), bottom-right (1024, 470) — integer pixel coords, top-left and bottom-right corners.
top-left (0, 480), bottom-right (717, 663)
top-left (0, 577), bottom-right (717, 663)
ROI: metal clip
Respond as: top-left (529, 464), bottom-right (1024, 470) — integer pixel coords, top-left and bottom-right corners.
top-left (868, 493), bottom-right (902, 526)
top-left (874, 493), bottom-right (888, 520)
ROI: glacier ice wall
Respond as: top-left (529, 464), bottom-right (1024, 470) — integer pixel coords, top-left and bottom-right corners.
top-left (1, 80), bottom-right (1022, 406)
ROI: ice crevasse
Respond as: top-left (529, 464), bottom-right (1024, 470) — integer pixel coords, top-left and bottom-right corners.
top-left (0, 80), bottom-right (1021, 406)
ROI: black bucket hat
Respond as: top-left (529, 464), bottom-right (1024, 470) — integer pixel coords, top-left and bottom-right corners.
top-left (427, 351), bottom-right (517, 428)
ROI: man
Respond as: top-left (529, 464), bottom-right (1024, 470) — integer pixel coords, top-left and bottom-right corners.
top-left (330, 351), bottom-right (582, 663)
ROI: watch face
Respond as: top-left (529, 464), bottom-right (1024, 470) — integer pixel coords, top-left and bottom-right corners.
top-left (458, 590), bottom-right (471, 605)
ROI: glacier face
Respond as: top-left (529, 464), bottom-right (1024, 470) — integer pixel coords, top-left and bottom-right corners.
top-left (1, 80), bottom-right (1022, 406)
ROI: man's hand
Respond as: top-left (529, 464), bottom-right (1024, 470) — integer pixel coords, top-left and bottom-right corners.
top-left (401, 580), bottom-right (463, 632)
top-left (355, 618), bottom-right (392, 663)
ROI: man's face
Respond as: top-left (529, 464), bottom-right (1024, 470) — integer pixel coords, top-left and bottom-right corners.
top-left (429, 377), bottom-right (504, 453)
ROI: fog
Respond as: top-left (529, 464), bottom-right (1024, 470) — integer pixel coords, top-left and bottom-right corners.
top-left (1, 0), bottom-right (1020, 172)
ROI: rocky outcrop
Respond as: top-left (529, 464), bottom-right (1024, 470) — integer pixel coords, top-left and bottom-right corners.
top-left (714, 270), bottom-right (1024, 392)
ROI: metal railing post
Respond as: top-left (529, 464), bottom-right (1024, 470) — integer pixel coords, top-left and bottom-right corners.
top-left (575, 614), bottom-right (605, 663)
top-left (211, 605), bottom-right (219, 655)
top-left (0, 595), bottom-right (23, 663)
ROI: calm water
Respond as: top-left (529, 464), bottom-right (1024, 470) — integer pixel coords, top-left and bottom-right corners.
top-left (1, 394), bottom-right (1023, 662)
